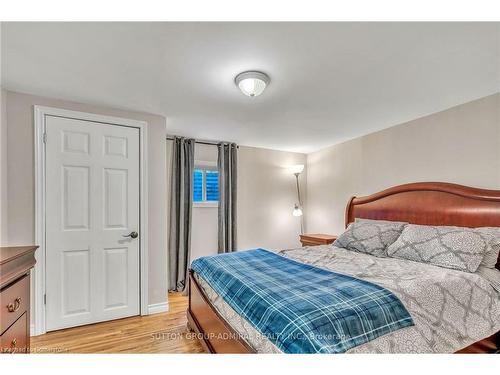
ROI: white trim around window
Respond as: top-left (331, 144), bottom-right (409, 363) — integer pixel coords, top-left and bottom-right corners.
top-left (193, 201), bottom-right (219, 208)
top-left (195, 160), bottom-right (217, 169)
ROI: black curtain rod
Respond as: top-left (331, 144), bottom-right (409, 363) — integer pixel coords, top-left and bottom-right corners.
top-left (166, 136), bottom-right (239, 148)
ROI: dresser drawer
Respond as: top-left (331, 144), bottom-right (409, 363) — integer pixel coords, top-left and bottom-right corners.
top-left (0, 275), bottom-right (29, 335)
top-left (0, 312), bottom-right (28, 354)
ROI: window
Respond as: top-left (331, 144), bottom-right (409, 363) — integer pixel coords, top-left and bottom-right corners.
top-left (193, 162), bottom-right (219, 207)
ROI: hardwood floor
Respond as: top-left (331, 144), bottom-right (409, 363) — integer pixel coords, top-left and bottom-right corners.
top-left (30, 293), bottom-right (204, 354)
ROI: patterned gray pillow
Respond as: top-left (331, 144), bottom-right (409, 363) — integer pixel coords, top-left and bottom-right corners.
top-left (476, 266), bottom-right (500, 293)
top-left (333, 219), bottom-right (407, 257)
top-left (475, 227), bottom-right (500, 269)
top-left (386, 224), bottom-right (490, 272)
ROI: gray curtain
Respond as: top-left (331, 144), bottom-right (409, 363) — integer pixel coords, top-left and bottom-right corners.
top-left (217, 142), bottom-right (238, 253)
top-left (168, 137), bottom-right (195, 292)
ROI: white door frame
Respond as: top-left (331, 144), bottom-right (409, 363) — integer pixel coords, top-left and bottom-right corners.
top-left (33, 105), bottom-right (149, 336)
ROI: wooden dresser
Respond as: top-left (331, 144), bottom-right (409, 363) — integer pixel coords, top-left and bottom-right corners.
top-left (0, 246), bottom-right (37, 354)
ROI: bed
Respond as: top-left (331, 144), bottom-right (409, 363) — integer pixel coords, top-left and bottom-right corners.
top-left (186, 182), bottom-right (500, 353)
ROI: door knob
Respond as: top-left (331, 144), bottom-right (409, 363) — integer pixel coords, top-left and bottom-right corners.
top-left (122, 231), bottom-right (139, 239)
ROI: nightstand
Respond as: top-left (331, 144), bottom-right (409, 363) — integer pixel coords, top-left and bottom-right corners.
top-left (299, 234), bottom-right (337, 247)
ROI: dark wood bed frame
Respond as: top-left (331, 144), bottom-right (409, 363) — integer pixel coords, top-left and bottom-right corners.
top-left (187, 182), bottom-right (500, 353)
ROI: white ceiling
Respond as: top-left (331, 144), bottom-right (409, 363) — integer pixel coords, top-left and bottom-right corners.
top-left (1, 22), bottom-right (499, 153)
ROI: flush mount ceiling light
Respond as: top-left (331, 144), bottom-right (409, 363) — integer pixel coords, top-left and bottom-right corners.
top-left (235, 71), bottom-right (270, 97)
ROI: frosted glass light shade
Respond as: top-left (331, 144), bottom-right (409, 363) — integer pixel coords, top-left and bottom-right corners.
top-left (289, 164), bottom-right (304, 175)
top-left (235, 71), bottom-right (270, 97)
top-left (293, 204), bottom-right (303, 217)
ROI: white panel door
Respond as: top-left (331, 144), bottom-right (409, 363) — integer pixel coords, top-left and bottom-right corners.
top-left (45, 116), bottom-right (140, 331)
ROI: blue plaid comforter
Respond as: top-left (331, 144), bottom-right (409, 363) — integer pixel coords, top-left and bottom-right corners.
top-left (191, 249), bottom-right (414, 353)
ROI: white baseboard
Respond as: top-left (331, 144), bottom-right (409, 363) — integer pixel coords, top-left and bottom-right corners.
top-left (147, 301), bottom-right (169, 315)
top-left (30, 323), bottom-right (44, 336)
top-left (30, 303), bottom-right (169, 335)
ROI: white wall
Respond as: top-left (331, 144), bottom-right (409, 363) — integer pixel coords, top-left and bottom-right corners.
top-left (238, 146), bottom-right (307, 251)
top-left (191, 144), bottom-right (219, 260)
top-left (3, 90), bottom-right (168, 307)
top-left (0, 88), bottom-right (8, 244)
top-left (306, 93), bottom-right (500, 235)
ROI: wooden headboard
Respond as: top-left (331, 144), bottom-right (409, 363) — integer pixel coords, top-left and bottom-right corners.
top-left (345, 182), bottom-right (500, 270)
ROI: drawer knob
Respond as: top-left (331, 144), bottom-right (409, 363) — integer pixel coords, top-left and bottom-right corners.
top-left (7, 297), bottom-right (22, 312)
top-left (11, 338), bottom-right (17, 348)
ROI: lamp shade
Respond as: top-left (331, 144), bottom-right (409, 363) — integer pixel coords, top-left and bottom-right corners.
top-left (289, 164), bottom-right (304, 175)
top-left (293, 204), bottom-right (303, 217)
